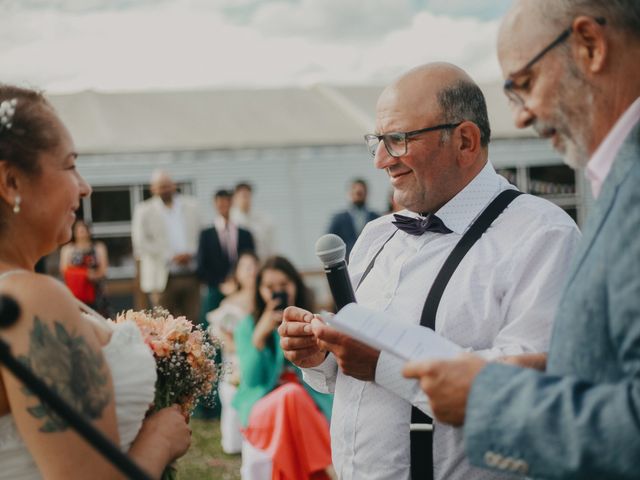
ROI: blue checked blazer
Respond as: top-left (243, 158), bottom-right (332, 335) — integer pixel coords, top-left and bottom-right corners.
top-left (463, 121), bottom-right (640, 479)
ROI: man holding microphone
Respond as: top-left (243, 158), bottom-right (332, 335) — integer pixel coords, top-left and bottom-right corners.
top-left (279, 62), bottom-right (580, 479)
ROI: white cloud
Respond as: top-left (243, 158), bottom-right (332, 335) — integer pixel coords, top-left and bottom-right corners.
top-left (421, 0), bottom-right (512, 20)
top-left (0, 1), bottom-right (503, 93)
top-left (250, 0), bottom-right (415, 40)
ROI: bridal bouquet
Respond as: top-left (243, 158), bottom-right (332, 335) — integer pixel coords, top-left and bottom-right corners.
top-left (114, 308), bottom-right (220, 479)
top-left (114, 308), bottom-right (220, 416)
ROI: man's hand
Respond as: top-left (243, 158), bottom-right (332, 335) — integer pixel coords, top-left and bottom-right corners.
top-left (402, 354), bottom-right (487, 426)
top-left (172, 253), bottom-right (192, 266)
top-left (279, 307), bottom-right (327, 368)
top-left (310, 317), bottom-right (380, 382)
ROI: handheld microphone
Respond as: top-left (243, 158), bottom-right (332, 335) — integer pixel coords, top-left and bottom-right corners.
top-left (315, 234), bottom-right (356, 311)
top-left (0, 295), bottom-right (20, 328)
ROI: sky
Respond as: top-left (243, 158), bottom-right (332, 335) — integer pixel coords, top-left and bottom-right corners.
top-left (0, 0), bottom-right (513, 93)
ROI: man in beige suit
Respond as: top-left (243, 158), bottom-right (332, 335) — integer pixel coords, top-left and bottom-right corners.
top-left (132, 170), bottom-right (201, 321)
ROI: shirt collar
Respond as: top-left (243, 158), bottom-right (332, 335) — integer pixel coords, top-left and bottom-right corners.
top-left (398, 161), bottom-right (506, 235)
top-left (157, 194), bottom-right (180, 212)
top-left (586, 96), bottom-right (640, 199)
top-left (214, 216), bottom-right (235, 231)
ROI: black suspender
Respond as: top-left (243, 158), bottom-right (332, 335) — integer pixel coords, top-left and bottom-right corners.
top-left (419, 189), bottom-right (522, 329)
top-left (356, 189), bottom-right (522, 315)
top-left (356, 230), bottom-right (398, 290)
top-left (354, 189), bottom-right (522, 480)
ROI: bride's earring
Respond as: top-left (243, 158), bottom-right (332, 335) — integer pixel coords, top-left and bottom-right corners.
top-left (13, 195), bottom-right (21, 214)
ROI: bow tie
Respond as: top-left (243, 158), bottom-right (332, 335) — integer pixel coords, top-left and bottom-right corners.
top-left (392, 213), bottom-right (452, 236)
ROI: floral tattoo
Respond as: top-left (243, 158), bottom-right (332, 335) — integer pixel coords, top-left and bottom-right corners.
top-left (17, 317), bottom-right (111, 433)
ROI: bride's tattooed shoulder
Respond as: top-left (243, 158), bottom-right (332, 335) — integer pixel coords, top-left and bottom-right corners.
top-left (17, 316), bottom-right (111, 433)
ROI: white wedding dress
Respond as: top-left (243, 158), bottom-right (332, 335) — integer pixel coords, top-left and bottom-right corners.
top-left (0, 304), bottom-right (156, 479)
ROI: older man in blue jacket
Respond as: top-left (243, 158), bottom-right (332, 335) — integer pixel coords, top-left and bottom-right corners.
top-left (404, 1), bottom-right (640, 478)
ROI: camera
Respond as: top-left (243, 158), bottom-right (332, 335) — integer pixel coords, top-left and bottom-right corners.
top-left (272, 291), bottom-right (289, 311)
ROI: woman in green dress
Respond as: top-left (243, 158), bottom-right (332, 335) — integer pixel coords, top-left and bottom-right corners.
top-left (233, 256), bottom-right (333, 479)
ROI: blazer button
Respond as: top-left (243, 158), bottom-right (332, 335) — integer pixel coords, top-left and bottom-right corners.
top-left (513, 460), bottom-right (529, 475)
top-left (484, 451), bottom-right (499, 467)
top-left (497, 456), bottom-right (513, 470)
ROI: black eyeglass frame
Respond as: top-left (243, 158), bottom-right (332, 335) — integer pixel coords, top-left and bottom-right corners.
top-left (503, 16), bottom-right (606, 107)
top-left (364, 122), bottom-right (463, 158)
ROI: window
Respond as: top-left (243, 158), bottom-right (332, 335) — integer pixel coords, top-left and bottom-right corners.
top-left (528, 165), bottom-right (576, 196)
top-left (496, 163), bottom-right (583, 226)
top-left (90, 187), bottom-right (132, 223)
top-left (496, 168), bottom-right (517, 186)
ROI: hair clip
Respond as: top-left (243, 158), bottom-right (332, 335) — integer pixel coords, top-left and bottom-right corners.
top-left (0, 98), bottom-right (18, 132)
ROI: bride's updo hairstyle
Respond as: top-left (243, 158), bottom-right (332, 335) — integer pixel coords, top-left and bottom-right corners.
top-left (0, 85), bottom-right (61, 220)
top-left (0, 85), bottom-right (60, 176)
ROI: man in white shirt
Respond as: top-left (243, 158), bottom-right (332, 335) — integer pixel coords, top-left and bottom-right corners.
top-left (132, 169), bottom-right (201, 321)
top-left (403, 1), bottom-right (640, 478)
top-left (230, 182), bottom-right (274, 260)
top-left (279, 63), bottom-right (581, 480)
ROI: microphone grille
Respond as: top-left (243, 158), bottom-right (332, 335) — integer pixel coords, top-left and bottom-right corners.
top-left (315, 234), bottom-right (347, 266)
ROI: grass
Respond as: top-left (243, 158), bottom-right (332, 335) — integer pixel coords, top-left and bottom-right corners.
top-left (176, 419), bottom-right (242, 480)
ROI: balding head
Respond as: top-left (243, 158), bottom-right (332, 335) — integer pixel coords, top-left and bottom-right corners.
top-left (380, 63), bottom-right (471, 127)
top-left (373, 62), bottom-right (490, 214)
top-left (150, 169), bottom-right (176, 205)
top-left (379, 63), bottom-right (491, 147)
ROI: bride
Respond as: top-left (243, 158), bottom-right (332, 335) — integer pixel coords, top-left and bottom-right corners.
top-left (0, 86), bottom-right (191, 478)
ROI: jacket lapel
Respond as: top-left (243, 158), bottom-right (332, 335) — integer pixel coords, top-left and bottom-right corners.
top-left (564, 122), bottom-right (639, 287)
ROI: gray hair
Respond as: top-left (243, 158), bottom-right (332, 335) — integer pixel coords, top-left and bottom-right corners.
top-left (437, 80), bottom-right (491, 147)
top-left (543, 0), bottom-right (640, 39)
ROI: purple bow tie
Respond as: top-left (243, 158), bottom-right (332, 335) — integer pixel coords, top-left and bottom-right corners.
top-left (392, 213), bottom-right (452, 236)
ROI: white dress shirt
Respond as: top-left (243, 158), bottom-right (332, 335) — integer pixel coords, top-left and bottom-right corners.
top-left (302, 162), bottom-right (581, 480)
top-left (161, 196), bottom-right (196, 273)
top-left (230, 207), bottom-right (274, 259)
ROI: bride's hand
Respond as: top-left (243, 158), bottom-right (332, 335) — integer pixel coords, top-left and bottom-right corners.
top-left (129, 405), bottom-right (191, 478)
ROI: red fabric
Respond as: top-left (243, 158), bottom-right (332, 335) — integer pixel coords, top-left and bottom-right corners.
top-left (244, 382), bottom-right (332, 480)
top-left (64, 266), bottom-right (96, 304)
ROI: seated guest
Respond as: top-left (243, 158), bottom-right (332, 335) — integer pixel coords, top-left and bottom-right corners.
top-left (233, 256), bottom-right (333, 479)
top-left (207, 251), bottom-right (260, 454)
top-left (0, 85), bottom-right (190, 479)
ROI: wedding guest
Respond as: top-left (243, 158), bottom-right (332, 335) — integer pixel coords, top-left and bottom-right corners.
top-left (327, 178), bottom-right (379, 258)
top-left (59, 219), bottom-right (110, 317)
top-left (197, 189), bottom-right (255, 317)
top-left (0, 85), bottom-right (190, 479)
top-left (132, 169), bottom-right (201, 320)
top-left (207, 251), bottom-right (259, 454)
top-left (403, 1), bottom-right (640, 478)
top-left (233, 256), bottom-right (333, 479)
top-left (231, 182), bottom-right (275, 260)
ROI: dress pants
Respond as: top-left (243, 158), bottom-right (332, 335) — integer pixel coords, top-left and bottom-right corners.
top-left (157, 273), bottom-right (201, 322)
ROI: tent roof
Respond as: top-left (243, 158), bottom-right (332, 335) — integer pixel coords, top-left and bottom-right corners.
top-left (48, 82), bottom-right (532, 154)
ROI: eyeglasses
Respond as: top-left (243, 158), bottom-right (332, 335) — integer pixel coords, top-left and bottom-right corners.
top-left (364, 122), bottom-right (462, 158)
top-left (503, 16), bottom-right (606, 107)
